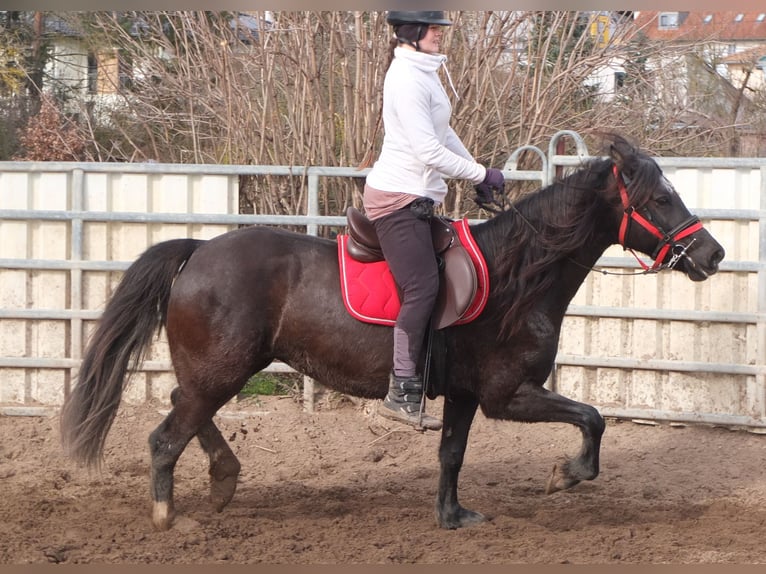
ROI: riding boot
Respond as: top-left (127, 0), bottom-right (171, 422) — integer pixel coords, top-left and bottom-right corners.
top-left (378, 372), bottom-right (442, 431)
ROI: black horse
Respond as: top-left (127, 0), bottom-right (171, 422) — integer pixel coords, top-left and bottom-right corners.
top-left (60, 135), bottom-right (725, 531)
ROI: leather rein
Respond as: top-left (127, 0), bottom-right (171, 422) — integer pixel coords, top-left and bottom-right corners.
top-left (614, 164), bottom-right (703, 273)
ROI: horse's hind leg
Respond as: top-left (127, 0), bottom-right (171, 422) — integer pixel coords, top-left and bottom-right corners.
top-left (501, 382), bottom-right (605, 494)
top-left (148, 411), bottom-right (192, 530)
top-left (196, 420), bottom-right (241, 512)
top-left (149, 389), bottom-right (224, 530)
top-left (169, 388), bottom-right (242, 513)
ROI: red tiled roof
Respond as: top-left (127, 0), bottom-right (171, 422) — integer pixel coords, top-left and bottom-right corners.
top-left (634, 11), bottom-right (766, 42)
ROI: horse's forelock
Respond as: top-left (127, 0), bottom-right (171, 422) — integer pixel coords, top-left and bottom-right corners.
top-left (624, 153), bottom-right (663, 209)
top-left (603, 132), bottom-right (662, 210)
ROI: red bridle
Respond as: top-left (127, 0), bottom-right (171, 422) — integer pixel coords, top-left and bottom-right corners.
top-left (614, 165), bottom-right (704, 271)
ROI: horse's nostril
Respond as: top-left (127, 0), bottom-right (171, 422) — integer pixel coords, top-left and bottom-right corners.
top-left (712, 248), bottom-right (725, 267)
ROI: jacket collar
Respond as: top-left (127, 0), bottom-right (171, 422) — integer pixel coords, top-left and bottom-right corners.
top-left (394, 46), bottom-right (447, 73)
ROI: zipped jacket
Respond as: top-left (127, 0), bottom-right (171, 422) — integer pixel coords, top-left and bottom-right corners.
top-left (365, 47), bottom-right (486, 204)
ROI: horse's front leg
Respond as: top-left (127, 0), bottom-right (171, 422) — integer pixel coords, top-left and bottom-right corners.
top-left (498, 381), bottom-right (606, 493)
top-left (435, 396), bottom-right (484, 529)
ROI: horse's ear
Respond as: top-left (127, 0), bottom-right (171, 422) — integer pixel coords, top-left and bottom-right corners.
top-left (609, 138), bottom-right (637, 179)
top-left (609, 143), bottom-right (626, 171)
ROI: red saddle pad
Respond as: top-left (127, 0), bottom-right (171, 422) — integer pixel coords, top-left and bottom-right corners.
top-left (337, 219), bottom-right (489, 327)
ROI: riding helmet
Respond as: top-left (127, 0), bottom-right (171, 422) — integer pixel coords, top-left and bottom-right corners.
top-left (386, 11), bottom-right (453, 26)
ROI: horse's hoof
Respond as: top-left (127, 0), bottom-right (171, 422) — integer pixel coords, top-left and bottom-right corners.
top-left (437, 506), bottom-right (486, 529)
top-left (545, 464), bottom-right (560, 494)
top-left (151, 501), bottom-right (175, 531)
top-left (545, 463), bottom-right (581, 494)
top-left (457, 509), bottom-right (486, 528)
top-left (209, 456), bottom-right (241, 512)
top-left (210, 474), bottom-right (238, 512)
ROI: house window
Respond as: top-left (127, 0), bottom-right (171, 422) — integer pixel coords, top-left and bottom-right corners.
top-left (703, 14), bottom-right (713, 24)
top-left (757, 14), bottom-right (765, 22)
top-left (734, 14), bottom-right (744, 22)
top-left (658, 12), bottom-right (679, 30)
top-left (118, 57), bottom-right (132, 90)
top-left (589, 14), bottom-right (611, 47)
top-left (87, 53), bottom-right (98, 94)
top-left (614, 71), bottom-right (626, 88)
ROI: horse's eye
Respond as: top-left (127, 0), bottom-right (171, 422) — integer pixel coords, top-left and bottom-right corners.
top-left (654, 195), bottom-right (671, 206)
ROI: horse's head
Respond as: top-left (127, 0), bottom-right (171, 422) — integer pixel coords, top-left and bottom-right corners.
top-left (609, 138), bottom-right (725, 281)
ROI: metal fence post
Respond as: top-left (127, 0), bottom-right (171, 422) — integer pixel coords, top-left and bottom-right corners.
top-left (68, 168), bottom-right (85, 399)
top-left (757, 166), bottom-right (766, 423)
top-left (303, 172), bottom-right (320, 412)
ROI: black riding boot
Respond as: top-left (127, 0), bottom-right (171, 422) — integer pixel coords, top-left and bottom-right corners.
top-left (379, 372), bottom-right (442, 431)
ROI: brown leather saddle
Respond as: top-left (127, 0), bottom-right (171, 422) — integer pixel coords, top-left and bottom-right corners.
top-left (344, 206), bottom-right (478, 329)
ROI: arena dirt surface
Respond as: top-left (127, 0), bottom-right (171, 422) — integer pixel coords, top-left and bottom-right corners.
top-left (1, 393), bottom-right (766, 564)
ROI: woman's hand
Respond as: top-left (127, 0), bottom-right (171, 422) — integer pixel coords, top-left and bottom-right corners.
top-left (474, 168), bottom-right (505, 205)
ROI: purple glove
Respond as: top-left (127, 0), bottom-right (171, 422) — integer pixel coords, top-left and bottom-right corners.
top-left (474, 167), bottom-right (505, 204)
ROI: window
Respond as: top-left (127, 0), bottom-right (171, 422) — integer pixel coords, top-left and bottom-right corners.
top-left (703, 14), bottom-right (713, 24)
top-left (614, 71), bottom-right (626, 88)
top-left (757, 13), bottom-right (765, 22)
top-left (589, 14), bottom-right (610, 47)
top-left (118, 56), bottom-right (132, 90)
top-left (87, 53), bottom-right (98, 94)
top-left (734, 13), bottom-right (744, 22)
top-left (658, 12), bottom-right (679, 30)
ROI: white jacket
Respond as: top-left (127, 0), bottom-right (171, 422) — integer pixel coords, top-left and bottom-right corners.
top-left (365, 47), bottom-right (486, 204)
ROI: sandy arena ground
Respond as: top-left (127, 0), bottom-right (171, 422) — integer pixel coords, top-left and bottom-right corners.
top-left (1, 394), bottom-right (766, 564)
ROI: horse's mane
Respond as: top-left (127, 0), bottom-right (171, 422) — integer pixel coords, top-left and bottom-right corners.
top-left (475, 135), bottom-right (662, 341)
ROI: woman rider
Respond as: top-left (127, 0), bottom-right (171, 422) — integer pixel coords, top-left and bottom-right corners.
top-left (364, 10), bottom-right (505, 430)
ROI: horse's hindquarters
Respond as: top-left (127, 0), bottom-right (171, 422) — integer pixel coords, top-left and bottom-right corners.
top-left (167, 226), bottom-right (393, 400)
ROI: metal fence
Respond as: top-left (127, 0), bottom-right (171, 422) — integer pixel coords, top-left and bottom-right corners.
top-left (1, 131), bottom-right (764, 428)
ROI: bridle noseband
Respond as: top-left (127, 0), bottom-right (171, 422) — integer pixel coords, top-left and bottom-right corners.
top-left (614, 164), bottom-right (703, 272)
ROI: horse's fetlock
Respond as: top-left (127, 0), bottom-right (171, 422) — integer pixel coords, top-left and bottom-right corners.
top-left (152, 500), bottom-right (175, 531)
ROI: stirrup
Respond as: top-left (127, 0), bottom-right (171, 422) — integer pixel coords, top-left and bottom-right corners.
top-left (379, 399), bottom-right (442, 431)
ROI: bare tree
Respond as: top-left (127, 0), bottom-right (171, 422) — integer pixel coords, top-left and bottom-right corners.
top-left (7, 11), bottom-right (759, 220)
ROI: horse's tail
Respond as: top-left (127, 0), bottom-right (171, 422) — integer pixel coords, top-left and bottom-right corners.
top-left (60, 238), bottom-right (204, 468)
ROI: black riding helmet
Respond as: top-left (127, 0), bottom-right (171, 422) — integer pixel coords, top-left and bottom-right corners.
top-left (386, 11), bottom-right (453, 26)
top-left (387, 11), bottom-right (452, 51)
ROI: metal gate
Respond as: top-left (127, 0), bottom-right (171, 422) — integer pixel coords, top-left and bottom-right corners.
top-left (1, 131), bottom-right (764, 428)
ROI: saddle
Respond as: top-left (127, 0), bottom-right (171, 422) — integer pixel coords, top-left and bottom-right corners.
top-left (340, 206), bottom-right (487, 329)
